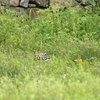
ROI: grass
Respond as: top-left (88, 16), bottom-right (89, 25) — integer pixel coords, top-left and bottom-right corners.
top-left (0, 6), bottom-right (100, 100)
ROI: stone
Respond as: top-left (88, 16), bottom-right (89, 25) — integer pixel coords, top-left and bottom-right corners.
top-left (96, 1), bottom-right (100, 6)
top-left (0, 0), bottom-right (10, 5)
top-left (81, 0), bottom-right (90, 6)
top-left (20, 0), bottom-right (30, 8)
top-left (75, 4), bottom-right (85, 11)
top-left (10, 0), bottom-right (20, 6)
top-left (29, 0), bottom-right (50, 7)
top-left (84, 5), bottom-right (92, 10)
top-left (0, 5), bottom-right (43, 18)
top-left (76, 0), bottom-right (81, 3)
top-left (28, 4), bottom-right (36, 8)
top-left (50, 0), bottom-right (80, 8)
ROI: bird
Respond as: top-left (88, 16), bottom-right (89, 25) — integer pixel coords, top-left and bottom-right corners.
top-left (35, 49), bottom-right (40, 60)
top-left (42, 53), bottom-right (50, 60)
top-left (35, 49), bottom-right (50, 60)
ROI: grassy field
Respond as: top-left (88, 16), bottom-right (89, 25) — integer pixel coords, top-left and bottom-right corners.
top-left (0, 6), bottom-right (100, 100)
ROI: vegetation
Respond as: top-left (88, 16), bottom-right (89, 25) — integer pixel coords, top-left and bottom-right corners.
top-left (76, 0), bottom-right (100, 6)
top-left (0, 6), bottom-right (100, 100)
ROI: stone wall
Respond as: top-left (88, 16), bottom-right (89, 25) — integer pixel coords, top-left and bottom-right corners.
top-left (0, 0), bottom-right (98, 18)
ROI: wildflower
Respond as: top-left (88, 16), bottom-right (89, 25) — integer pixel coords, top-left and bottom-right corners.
top-left (74, 59), bottom-right (82, 63)
top-left (37, 65), bottom-right (40, 69)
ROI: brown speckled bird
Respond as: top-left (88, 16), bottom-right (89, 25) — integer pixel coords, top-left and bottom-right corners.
top-left (35, 49), bottom-right (40, 60)
top-left (42, 53), bottom-right (50, 60)
top-left (35, 49), bottom-right (50, 60)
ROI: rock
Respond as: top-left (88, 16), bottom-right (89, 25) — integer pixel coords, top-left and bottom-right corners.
top-left (84, 5), bottom-right (92, 10)
top-left (29, 0), bottom-right (50, 7)
top-left (76, 0), bottom-right (81, 3)
top-left (24, 7), bottom-right (43, 18)
top-left (0, 0), bottom-right (10, 5)
top-left (20, 0), bottom-right (30, 8)
top-left (96, 1), bottom-right (100, 6)
top-left (81, 0), bottom-right (90, 6)
top-left (75, 4), bottom-right (85, 11)
top-left (28, 4), bottom-right (36, 8)
top-left (50, 0), bottom-right (85, 11)
top-left (50, 0), bottom-right (79, 8)
top-left (81, 0), bottom-right (96, 6)
top-left (10, 0), bottom-right (20, 6)
top-left (0, 5), bottom-right (43, 18)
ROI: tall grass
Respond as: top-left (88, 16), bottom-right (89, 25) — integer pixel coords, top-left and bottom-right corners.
top-left (0, 6), bottom-right (100, 100)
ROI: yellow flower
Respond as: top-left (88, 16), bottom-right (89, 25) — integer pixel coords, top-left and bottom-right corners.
top-left (74, 59), bottom-right (82, 63)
